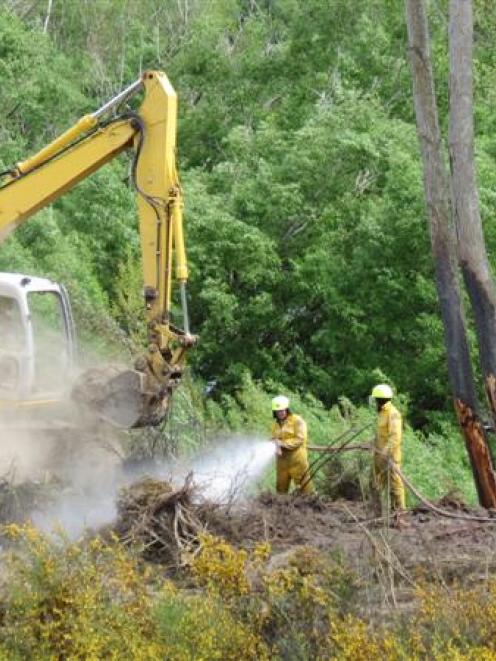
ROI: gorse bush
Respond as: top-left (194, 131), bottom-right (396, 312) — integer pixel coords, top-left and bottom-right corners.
top-left (185, 534), bottom-right (357, 660)
top-left (0, 524), bottom-right (162, 660)
top-left (156, 587), bottom-right (270, 661)
top-left (2, 526), bottom-right (496, 659)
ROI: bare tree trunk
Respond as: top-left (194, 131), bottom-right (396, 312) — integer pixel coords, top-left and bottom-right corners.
top-left (449, 0), bottom-right (496, 425)
top-left (405, 0), bottom-right (496, 507)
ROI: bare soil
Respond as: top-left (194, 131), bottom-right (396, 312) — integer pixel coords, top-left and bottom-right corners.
top-left (203, 492), bottom-right (496, 617)
top-left (111, 474), bottom-right (496, 609)
top-left (205, 493), bottom-right (496, 576)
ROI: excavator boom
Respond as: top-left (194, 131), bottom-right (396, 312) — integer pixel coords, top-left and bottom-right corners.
top-left (0, 71), bottom-right (195, 428)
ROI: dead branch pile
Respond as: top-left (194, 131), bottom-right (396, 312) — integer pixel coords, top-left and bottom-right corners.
top-left (114, 475), bottom-right (206, 564)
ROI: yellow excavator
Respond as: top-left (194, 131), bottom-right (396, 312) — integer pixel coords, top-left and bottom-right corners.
top-left (0, 70), bottom-right (195, 429)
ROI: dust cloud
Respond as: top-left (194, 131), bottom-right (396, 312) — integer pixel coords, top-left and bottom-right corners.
top-left (0, 429), bottom-right (59, 483)
top-left (0, 430), bottom-right (276, 539)
top-left (0, 311), bottom-right (276, 537)
top-left (0, 296), bottom-right (277, 537)
top-left (30, 428), bottom-right (123, 537)
top-left (0, 421), bottom-right (123, 535)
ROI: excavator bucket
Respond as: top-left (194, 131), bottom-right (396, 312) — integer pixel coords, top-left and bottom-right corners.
top-left (71, 365), bottom-right (171, 428)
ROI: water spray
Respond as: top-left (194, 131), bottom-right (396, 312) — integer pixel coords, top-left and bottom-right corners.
top-left (182, 437), bottom-right (275, 502)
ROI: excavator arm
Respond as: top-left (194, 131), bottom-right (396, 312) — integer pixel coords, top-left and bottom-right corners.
top-left (0, 71), bottom-right (195, 427)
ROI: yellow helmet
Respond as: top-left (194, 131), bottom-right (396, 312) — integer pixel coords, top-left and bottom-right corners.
top-left (272, 395), bottom-right (290, 411)
top-left (371, 384), bottom-right (393, 399)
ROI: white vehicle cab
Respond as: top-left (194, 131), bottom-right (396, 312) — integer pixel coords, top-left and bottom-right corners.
top-left (0, 272), bottom-right (75, 401)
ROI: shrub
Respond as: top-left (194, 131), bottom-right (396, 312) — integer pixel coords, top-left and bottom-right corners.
top-left (155, 586), bottom-right (270, 661)
top-left (0, 524), bottom-right (162, 660)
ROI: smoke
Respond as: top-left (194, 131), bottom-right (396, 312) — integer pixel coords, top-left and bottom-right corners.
top-left (30, 431), bottom-right (123, 538)
top-left (0, 304), bottom-right (132, 535)
top-left (0, 429), bottom-right (59, 482)
top-left (28, 435), bottom-right (276, 538)
top-left (1, 294), bottom-right (277, 537)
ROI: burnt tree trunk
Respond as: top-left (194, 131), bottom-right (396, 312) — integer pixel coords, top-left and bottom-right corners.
top-left (405, 0), bottom-right (496, 507)
top-left (449, 0), bottom-right (496, 424)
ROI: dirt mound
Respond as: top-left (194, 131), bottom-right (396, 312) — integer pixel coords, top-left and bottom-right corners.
top-left (109, 472), bottom-right (496, 614)
top-left (204, 493), bottom-right (496, 619)
top-left (200, 491), bottom-right (344, 549)
top-left (111, 479), bottom-right (337, 564)
top-left (197, 492), bottom-right (496, 598)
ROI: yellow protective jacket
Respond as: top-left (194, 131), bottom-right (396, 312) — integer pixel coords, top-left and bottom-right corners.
top-left (271, 413), bottom-right (313, 494)
top-left (271, 413), bottom-right (307, 453)
top-left (375, 401), bottom-right (402, 463)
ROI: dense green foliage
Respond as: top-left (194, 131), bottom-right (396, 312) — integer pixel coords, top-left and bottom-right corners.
top-left (2, 0), bottom-right (496, 430)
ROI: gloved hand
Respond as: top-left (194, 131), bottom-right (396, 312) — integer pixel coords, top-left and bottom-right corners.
top-left (270, 438), bottom-right (283, 456)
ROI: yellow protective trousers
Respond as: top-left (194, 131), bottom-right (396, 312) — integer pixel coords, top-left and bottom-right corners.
top-left (276, 448), bottom-right (313, 494)
top-left (371, 454), bottom-right (405, 511)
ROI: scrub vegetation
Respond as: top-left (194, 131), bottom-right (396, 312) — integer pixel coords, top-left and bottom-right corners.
top-left (2, 523), bottom-right (496, 660)
top-left (2, 0), bottom-right (496, 657)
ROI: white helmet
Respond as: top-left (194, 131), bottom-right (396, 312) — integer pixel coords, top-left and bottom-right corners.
top-left (371, 384), bottom-right (393, 399)
top-left (272, 395), bottom-right (290, 411)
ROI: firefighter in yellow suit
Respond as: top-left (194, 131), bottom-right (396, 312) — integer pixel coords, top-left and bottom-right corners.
top-left (370, 384), bottom-right (406, 514)
top-left (270, 396), bottom-right (314, 494)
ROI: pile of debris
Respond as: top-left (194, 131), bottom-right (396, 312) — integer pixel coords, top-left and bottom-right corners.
top-left (112, 476), bottom-right (359, 565)
top-left (114, 474), bottom-right (208, 564)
